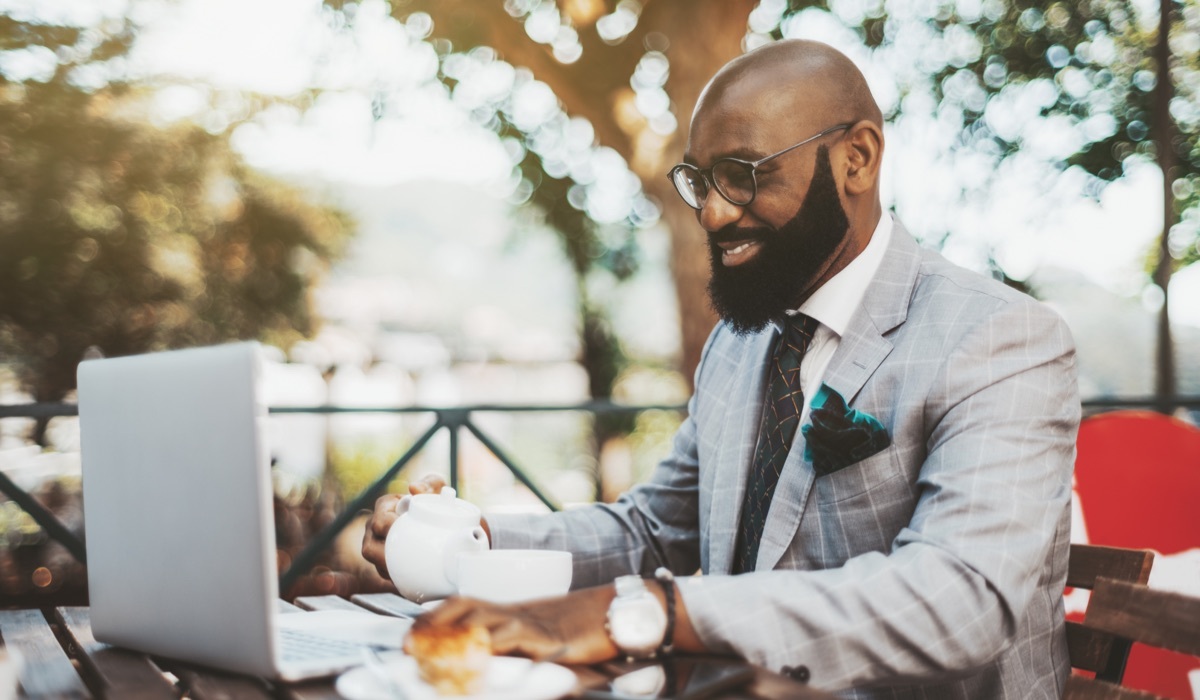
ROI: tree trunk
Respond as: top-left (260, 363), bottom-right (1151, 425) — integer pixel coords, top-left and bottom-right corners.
top-left (624, 1), bottom-right (755, 384)
top-left (1152, 0), bottom-right (1176, 413)
top-left (398, 0), bottom-right (756, 382)
top-left (648, 177), bottom-right (718, 386)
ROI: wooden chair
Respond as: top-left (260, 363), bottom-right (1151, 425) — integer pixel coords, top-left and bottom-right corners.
top-left (1064, 544), bottom-right (1154, 686)
top-left (1065, 576), bottom-right (1200, 699)
top-left (1073, 410), bottom-right (1200, 697)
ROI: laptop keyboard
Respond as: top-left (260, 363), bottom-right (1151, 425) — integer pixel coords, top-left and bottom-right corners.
top-left (278, 628), bottom-right (368, 663)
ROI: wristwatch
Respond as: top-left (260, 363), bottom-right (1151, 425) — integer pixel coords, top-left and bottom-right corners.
top-left (606, 575), bottom-right (667, 659)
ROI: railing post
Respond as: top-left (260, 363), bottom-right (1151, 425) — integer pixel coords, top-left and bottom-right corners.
top-left (443, 409), bottom-right (468, 491)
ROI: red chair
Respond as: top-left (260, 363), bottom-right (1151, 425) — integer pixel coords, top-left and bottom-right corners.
top-left (1073, 410), bottom-right (1200, 698)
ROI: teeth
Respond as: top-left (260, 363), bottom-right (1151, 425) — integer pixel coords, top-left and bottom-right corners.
top-left (728, 243), bottom-right (750, 255)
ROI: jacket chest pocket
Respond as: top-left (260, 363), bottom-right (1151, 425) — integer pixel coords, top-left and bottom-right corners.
top-left (807, 449), bottom-right (913, 566)
top-left (812, 446), bottom-right (903, 504)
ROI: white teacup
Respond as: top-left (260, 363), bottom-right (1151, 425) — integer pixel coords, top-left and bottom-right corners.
top-left (454, 549), bottom-right (573, 604)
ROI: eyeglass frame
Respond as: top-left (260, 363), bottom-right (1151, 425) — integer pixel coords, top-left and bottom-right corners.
top-left (666, 123), bottom-right (853, 210)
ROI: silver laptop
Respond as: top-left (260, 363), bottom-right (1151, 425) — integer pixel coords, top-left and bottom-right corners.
top-left (78, 342), bottom-right (402, 680)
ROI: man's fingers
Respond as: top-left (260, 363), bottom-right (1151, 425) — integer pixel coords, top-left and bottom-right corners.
top-left (362, 535), bottom-right (386, 563)
top-left (420, 599), bottom-right (563, 660)
top-left (414, 599), bottom-right (531, 648)
top-left (416, 596), bottom-right (485, 627)
top-left (486, 618), bottom-right (561, 660)
top-left (369, 495), bottom-right (403, 537)
top-left (409, 474), bottom-right (446, 495)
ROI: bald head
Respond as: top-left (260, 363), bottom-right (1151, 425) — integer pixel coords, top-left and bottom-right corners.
top-left (694, 40), bottom-right (882, 138)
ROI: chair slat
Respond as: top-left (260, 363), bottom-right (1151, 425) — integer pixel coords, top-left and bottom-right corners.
top-left (1065, 620), bottom-right (1114, 674)
top-left (1064, 674), bottom-right (1167, 700)
top-left (1067, 545), bottom-right (1154, 590)
top-left (1066, 544), bottom-right (1156, 683)
top-left (1085, 578), bottom-right (1200, 657)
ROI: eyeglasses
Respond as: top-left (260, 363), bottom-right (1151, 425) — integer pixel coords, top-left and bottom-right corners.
top-left (667, 123), bottom-right (851, 210)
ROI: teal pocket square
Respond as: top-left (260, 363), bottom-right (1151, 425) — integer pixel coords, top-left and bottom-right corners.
top-left (801, 385), bottom-right (891, 477)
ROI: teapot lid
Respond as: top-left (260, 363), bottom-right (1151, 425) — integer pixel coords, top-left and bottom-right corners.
top-left (408, 487), bottom-right (481, 527)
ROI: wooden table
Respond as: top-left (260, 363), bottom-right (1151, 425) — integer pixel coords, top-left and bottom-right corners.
top-left (0, 593), bottom-right (833, 699)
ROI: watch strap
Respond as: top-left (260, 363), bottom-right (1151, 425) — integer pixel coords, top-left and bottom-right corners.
top-left (654, 567), bottom-right (676, 656)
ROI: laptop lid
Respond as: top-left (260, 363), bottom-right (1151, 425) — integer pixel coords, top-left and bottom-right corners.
top-left (78, 342), bottom-right (279, 677)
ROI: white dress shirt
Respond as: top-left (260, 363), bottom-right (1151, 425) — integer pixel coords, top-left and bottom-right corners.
top-left (785, 214), bottom-right (893, 423)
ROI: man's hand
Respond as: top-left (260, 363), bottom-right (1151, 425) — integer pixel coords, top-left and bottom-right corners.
top-left (412, 580), bottom-right (708, 665)
top-left (361, 474), bottom-right (448, 580)
top-left (413, 586), bottom-right (621, 664)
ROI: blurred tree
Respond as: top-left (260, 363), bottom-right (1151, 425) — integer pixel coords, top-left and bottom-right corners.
top-left (335, 1), bottom-right (760, 499)
top-left (0, 12), bottom-right (352, 443)
top-left (869, 0), bottom-right (1197, 406)
top-left (918, 0), bottom-right (1197, 250)
top-left (328, 0), bottom-right (755, 393)
top-left (353, 0), bottom-right (1197, 406)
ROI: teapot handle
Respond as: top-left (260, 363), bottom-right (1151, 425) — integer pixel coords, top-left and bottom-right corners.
top-left (443, 525), bottom-right (490, 586)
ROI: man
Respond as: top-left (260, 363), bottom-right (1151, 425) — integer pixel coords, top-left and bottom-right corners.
top-left (363, 39), bottom-right (1079, 696)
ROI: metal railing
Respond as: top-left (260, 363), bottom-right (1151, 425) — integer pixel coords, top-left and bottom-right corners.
top-left (0, 401), bottom-right (687, 593)
top-left (2, 396), bottom-right (1199, 592)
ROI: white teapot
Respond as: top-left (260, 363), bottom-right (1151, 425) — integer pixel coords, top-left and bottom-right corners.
top-left (384, 487), bottom-right (489, 602)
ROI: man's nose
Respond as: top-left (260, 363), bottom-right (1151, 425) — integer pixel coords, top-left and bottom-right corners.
top-left (697, 190), bottom-right (744, 232)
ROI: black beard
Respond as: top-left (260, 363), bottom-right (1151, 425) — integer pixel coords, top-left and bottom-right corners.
top-left (706, 145), bottom-right (850, 336)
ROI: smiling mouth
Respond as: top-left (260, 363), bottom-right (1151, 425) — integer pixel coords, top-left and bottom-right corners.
top-left (718, 240), bottom-right (762, 267)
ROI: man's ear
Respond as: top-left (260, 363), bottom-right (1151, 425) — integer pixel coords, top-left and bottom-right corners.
top-left (841, 120), bottom-right (883, 196)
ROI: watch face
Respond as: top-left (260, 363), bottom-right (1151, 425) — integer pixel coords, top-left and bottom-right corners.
top-left (609, 596), bottom-right (667, 655)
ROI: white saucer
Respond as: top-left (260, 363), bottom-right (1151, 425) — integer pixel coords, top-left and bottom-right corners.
top-left (335, 655), bottom-right (576, 700)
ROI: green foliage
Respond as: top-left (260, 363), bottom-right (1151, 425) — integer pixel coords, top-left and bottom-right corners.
top-left (0, 499), bottom-right (44, 547)
top-left (773, 0), bottom-right (1200, 274)
top-left (327, 441), bottom-right (411, 500)
top-left (0, 12), bottom-right (353, 408)
top-left (959, 1), bottom-right (1198, 271)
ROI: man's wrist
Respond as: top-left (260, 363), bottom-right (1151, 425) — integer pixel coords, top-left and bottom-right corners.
top-left (648, 574), bottom-right (706, 655)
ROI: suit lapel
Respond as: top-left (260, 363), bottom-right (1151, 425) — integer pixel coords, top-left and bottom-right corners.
top-left (709, 328), bottom-right (776, 575)
top-left (756, 221), bottom-right (922, 572)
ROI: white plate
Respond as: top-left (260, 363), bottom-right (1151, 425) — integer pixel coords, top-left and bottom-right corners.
top-left (335, 655), bottom-right (576, 700)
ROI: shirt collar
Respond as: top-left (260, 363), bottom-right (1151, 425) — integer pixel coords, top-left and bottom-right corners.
top-left (789, 213), bottom-right (893, 337)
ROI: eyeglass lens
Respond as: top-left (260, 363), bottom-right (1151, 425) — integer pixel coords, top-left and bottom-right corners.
top-left (712, 161), bottom-right (754, 204)
top-left (671, 161), bottom-right (757, 209)
top-left (671, 168), bottom-right (705, 209)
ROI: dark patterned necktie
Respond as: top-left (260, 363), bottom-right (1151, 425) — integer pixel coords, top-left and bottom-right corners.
top-left (733, 314), bottom-right (819, 574)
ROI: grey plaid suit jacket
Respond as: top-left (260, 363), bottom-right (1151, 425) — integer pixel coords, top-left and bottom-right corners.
top-left (489, 222), bottom-right (1080, 698)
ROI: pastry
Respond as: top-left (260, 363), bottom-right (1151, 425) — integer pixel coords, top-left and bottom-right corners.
top-left (404, 620), bottom-right (491, 695)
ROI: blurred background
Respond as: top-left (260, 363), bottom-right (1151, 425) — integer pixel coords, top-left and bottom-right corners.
top-left (1, 0), bottom-right (1197, 617)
